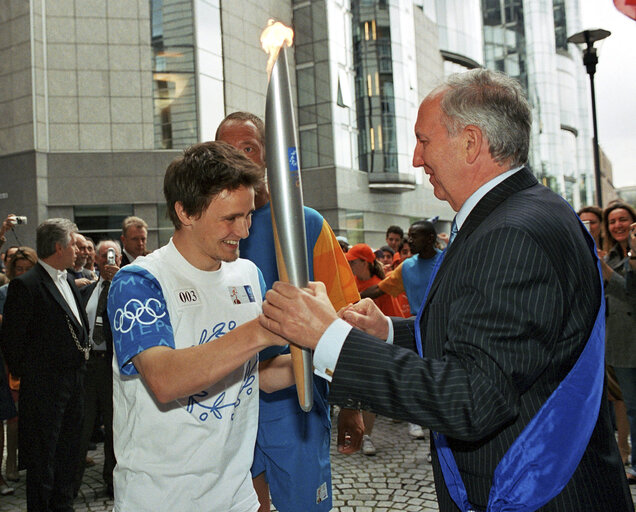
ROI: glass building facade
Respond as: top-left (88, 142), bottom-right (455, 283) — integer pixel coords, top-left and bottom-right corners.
top-left (351, 0), bottom-right (398, 174)
top-left (151, 0), bottom-right (198, 149)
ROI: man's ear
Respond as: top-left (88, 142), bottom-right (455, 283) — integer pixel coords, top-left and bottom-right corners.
top-left (174, 202), bottom-right (192, 227)
top-left (462, 124), bottom-right (483, 164)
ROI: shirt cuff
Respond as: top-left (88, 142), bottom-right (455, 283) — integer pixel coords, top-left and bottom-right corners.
top-left (386, 316), bottom-right (394, 344)
top-left (313, 318), bottom-right (352, 382)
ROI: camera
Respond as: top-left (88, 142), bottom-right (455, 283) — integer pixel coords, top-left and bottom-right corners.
top-left (107, 248), bottom-right (116, 265)
top-left (10, 215), bottom-right (27, 225)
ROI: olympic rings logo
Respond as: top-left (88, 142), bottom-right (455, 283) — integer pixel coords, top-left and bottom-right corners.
top-left (113, 298), bottom-right (166, 334)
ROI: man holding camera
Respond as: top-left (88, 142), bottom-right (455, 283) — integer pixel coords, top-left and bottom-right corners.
top-left (0, 215), bottom-right (26, 271)
top-left (74, 240), bottom-right (121, 498)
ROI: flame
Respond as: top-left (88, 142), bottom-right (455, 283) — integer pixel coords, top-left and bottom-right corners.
top-left (260, 19), bottom-right (294, 78)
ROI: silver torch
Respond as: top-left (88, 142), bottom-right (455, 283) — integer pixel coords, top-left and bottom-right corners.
top-left (261, 20), bottom-right (313, 412)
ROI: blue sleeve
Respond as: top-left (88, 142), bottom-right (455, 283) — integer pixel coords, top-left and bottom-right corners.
top-left (255, 266), bottom-right (288, 361)
top-left (257, 267), bottom-right (267, 301)
top-left (107, 266), bottom-right (175, 376)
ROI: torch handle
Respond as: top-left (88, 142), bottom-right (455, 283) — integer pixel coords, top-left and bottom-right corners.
top-left (266, 45), bottom-right (313, 412)
top-left (290, 345), bottom-right (313, 411)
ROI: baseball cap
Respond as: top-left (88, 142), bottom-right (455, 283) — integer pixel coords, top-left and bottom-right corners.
top-left (346, 243), bottom-right (376, 263)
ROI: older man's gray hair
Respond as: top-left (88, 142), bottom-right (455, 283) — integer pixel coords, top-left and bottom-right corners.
top-left (438, 68), bottom-right (532, 168)
top-left (36, 218), bottom-right (78, 259)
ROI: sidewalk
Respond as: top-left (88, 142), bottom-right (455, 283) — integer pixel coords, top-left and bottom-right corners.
top-left (1, 415), bottom-right (634, 511)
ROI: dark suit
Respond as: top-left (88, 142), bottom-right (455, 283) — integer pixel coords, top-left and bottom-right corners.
top-left (1, 263), bottom-right (88, 512)
top-left (330, 169), bottom-right (632, 510)
top-left (74, 280), bottom-right (116, 495)
top-left (119, 251), bottom-right (132, 267)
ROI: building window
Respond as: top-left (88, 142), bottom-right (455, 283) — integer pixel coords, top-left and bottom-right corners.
top-left (150, 0), bottom-right (197, 149)
top-left (482, 0), bottom-right (528, 91)
top-left (74, 204), bottom-right (133, 244)
top-left (553, 0), bottom-right (568, 51)
top-left (344, 210), bottom-right (365, 244)
top-left (351, 1), bottom-right (398, 173)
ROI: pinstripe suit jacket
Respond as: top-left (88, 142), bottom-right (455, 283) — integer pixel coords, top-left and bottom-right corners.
top-left (331, 169), bottom-right (632, 511)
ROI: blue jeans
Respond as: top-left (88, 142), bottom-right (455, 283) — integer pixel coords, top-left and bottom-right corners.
top-left (613, 366), bottom-right (636, 470)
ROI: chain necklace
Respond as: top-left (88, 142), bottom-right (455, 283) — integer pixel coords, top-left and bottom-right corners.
top-left (65, 316), bottom-right (90, 360)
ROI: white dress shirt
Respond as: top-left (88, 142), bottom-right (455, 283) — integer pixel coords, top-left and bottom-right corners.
top-left (123, 248), bottom-right (137, 264)
top-left (39, 260), bottom-right (83, 325)
top-left (313, 166), bottom-right (523, 382)
top-left (86, 278), bottom-right (107, 350)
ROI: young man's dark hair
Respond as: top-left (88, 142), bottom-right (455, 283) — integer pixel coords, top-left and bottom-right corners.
top-left (385, 225), bottom-right (403, 238)
top-left (164, 141), bottom-right (263, 229)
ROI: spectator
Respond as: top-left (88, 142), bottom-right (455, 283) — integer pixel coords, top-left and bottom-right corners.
top-left (336, 235), bottom-right (350, 253)
top-left (1, 219), bottom-right (89, 511)
top-left (362, 221), bottom-right (444, 441)
top-left (346, 243), bottom-right (405, 455)
top-left (74, 240), bottom-right (121, 499)
top-left (362, 221), bottom-right (441, 315)
top-left (84, 236), bottom-right (97, 275)
top-left (377, 245), bottom-right (395, 271)
top-left (119, 216), bottom-right (148, 266)
top-left (0, 215), bottom-right (19, 256)
top-left (1, 246), bottom-right (19, 275)
top-left (397, 237), bottom-right (412, 263)
top-left (599, 201), bottom-right (636, 483)
top-left (578, 205), bottom-right (604, 249)
top-left (0, 246), bottom-right (37, 494)
top-left (385, 226), bottom-right (403, 252)
top-left (67, 233), bottom-right (94, 288)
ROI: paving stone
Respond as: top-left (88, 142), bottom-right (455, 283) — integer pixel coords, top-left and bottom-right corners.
top-left (2, 415), bottom-right (635, 511)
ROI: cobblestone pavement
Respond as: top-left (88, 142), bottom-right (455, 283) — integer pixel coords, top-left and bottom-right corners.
top-left (0, 415), bottom-right (634, 511)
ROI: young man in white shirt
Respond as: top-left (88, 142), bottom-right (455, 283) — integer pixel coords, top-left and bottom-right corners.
top-left (108, 141), bottom-right (292, 511)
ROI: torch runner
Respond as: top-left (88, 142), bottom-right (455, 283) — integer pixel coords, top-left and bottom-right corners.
top-left (261, 20), bottom-right (313, 412)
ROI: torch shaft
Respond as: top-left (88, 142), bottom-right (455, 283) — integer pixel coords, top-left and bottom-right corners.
top-left (265, 46), bottom-right (313, 412)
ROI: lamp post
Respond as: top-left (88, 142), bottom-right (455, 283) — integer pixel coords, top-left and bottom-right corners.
top-left (567, 28), bottom-right (611, 208)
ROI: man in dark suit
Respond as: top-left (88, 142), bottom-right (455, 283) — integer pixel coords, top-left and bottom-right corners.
top-left (1, 218), bottom-right (90, 511)
top-left (119, 216), bottom-right (148, 266)
top-left (74, 239), bottom-right (120, 498)
top-left (260, 69), bottom-right (633, 510)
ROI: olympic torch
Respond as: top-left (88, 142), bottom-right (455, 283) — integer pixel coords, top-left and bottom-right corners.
top-left (261, 20), bottom-right (313, 412)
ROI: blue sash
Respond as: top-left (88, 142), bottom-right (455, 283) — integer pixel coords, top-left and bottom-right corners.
top-left (414, 225), bottom-right (605, 512)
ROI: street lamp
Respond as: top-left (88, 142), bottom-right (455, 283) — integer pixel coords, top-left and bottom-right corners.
top-left (567, 28), bottom-right (611, 208)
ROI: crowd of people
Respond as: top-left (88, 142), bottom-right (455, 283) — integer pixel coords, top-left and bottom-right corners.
top-left (0, 67), bottom-right (634, 512)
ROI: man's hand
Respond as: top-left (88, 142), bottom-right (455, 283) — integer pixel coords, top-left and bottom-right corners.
top-left (337, 408), bottom-right (364, 454)
top-left (101, 264), bottom-right (120, 282)
top-left (260, 281), bottom-right (337, 349)
top-left (338, 298), bottom-right (389, 339)
top-left (74, 277), bottom-right (92, 288)
top-left (0, 214), bottom-right (16, 239)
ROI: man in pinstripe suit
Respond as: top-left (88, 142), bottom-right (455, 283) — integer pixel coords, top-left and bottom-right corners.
top-left (261, 69), bottom-right (633, 510)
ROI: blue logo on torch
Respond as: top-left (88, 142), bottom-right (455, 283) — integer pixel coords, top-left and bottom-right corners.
top-left (288, 147), bottom-right (298, 172)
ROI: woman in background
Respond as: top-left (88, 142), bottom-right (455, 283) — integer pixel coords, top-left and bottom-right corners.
top-left (599, 202), bottom-right (636, 481)
top-left (346, 244), bottom-right (405, 456)
top-left (0, 246), bottom-right (38, 489)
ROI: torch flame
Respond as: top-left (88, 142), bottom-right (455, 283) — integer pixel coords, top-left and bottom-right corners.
top-left (260, 19), bottom-right (294, 79)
